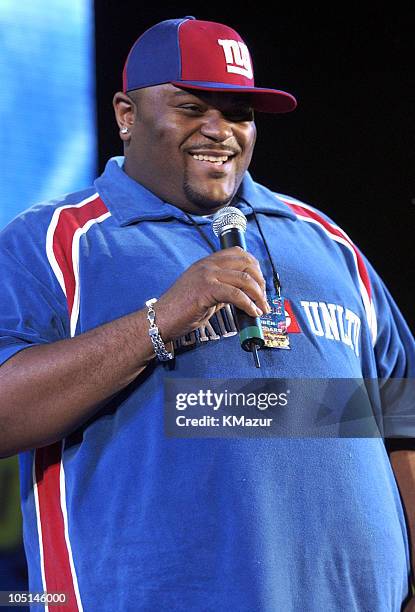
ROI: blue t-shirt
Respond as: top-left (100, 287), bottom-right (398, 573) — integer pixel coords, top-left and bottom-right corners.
top-left (1, 157), bottom-right (414, 611)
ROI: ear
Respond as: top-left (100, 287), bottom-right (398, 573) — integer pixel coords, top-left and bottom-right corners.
top-left (113, 92), bottom-right (135, 141)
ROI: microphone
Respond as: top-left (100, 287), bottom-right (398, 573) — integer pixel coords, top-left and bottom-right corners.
top-left (212, 206), bottom-right (264, 368)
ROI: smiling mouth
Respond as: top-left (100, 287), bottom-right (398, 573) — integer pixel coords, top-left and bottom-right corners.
top-left (190, 153), bottom-right (235, 166)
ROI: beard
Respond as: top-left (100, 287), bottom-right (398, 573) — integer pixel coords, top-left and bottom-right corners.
top-left (183, 172), bottom-right (238, 213)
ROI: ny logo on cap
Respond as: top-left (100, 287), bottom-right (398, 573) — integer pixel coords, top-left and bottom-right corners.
top-left (217, 39), bottom-right (253, 79)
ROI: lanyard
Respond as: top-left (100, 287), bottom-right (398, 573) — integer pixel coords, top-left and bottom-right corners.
top-left (184, 206), bottom-right (282, 297)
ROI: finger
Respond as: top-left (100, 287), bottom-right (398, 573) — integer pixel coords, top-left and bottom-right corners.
top-left (208, 249), bottom-right (267, 293)
top-left (214, 269), bottom-right (270, 314)
top-left (207, 281), bottom-right (266, 318)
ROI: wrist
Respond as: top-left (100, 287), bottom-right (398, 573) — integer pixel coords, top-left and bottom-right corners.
top-left (145, 298), bottom-right (174, 361)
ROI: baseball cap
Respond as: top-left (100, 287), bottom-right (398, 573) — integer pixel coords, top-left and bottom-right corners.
top-left (122, 16), bottom-right (297, 114)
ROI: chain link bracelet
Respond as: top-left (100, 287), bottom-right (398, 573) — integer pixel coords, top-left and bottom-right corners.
top-left (145, 298), bottom-right (174, 361)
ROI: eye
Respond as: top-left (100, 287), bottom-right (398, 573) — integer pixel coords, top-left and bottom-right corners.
top-left (225, 108), bottom-right (255, 122)
top-left (178, 104), bottom-right (204, 114)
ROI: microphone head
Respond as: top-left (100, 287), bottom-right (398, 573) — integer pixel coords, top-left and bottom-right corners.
top-left (212, 206), bottom-right (247, 237)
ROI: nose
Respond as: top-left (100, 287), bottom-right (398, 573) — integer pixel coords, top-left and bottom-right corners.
top-left (200, 110), bottom-right (233, 142)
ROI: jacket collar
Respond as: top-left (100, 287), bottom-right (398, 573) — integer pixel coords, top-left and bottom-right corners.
top-left (95, 156), bottom-right (297, 226)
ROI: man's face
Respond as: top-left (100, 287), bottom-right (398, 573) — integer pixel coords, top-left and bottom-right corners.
top-left (121, 84), bottom-right (257, 214)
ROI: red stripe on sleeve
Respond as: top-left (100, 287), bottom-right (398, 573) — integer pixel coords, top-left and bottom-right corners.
top-left (52, 196), bottom-right (108, 318)
top-left (285, 201), bottom-right (372, 300)
top-left (35, 444), bottom-right (79, 611)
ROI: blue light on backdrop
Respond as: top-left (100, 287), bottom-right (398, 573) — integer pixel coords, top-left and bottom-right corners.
top-left (0, 0), bottom-right (96, 229)
top-left (0, 0), bottom-right (96, 595)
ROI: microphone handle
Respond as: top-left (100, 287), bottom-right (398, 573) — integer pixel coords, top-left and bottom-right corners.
top-left (219, 228), bottom-right (264, 352)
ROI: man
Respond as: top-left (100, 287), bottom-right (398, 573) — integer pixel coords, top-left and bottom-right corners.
top-left (0, 15), bottom-right (414, 612)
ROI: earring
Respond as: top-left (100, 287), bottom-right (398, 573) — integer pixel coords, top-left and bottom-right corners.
top-left (120, 127), bottom-right (129, 134)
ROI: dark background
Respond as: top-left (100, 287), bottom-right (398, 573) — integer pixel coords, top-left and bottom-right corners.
top-left (94, 5), bottom-right (414, 331)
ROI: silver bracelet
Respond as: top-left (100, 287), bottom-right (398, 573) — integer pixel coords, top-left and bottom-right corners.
top-left (145, 298), bottom-right (174, 361)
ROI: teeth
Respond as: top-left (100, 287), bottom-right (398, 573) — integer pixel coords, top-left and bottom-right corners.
top-left (191, 154), bottom-right (230, 164)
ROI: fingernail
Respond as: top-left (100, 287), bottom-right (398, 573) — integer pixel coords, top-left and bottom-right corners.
top-left (256, 306), bottom-right (263, 316)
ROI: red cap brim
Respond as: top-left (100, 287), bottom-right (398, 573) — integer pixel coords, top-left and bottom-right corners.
top-left (171, 81), bottom-right (297, 113)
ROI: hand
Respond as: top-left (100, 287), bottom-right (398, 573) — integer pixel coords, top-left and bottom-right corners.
top-left (154, 246), bottom-right (269, 342)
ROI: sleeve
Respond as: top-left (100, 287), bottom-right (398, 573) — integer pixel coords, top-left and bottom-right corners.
top-left (0, 224), bottom-right (69, 367)
top-left (365, 256), bottom-right (415, 437)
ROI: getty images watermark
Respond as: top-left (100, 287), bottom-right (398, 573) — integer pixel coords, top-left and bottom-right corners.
top-left (164, 378), bottom-right (415, 438)
top-left (175, 387), bottom-right (290, 429)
